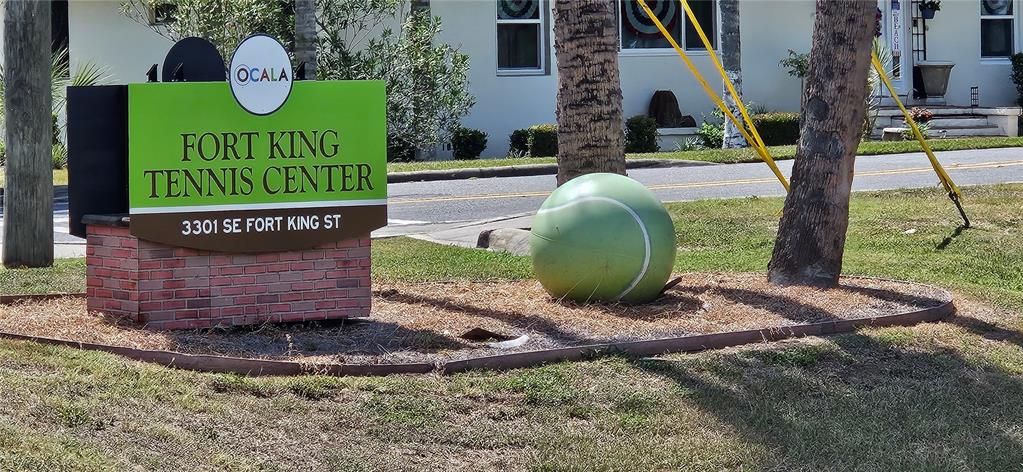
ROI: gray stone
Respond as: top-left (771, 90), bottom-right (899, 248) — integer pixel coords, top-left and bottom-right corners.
top-left (480, 228), bottom-right (532, 256)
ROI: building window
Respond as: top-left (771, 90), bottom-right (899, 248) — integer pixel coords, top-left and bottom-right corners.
top-left (497, 0), bottom-right (546, 74)
top-left (981, 0), bottom-right (1015, 58)
top-left (148, 3), bottom-right (177, 26)
top-left (619, 0), bottom-right (716, 51)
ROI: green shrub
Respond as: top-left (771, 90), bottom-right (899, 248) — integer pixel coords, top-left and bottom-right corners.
top-left (1011, 53), bottom-right (1023, 106)
top-left (52, 143), bottom-right (68, 170)
top-left (625, 115), bottom-right (659, 153)
top-left (528, 124), bottom-right (558, 157)
top-left (751, 112), bottom-right (800, 146)
top-left (450, 127), bottom-right (488, 160)
top-left (387, 136), bottom-right (417, 162)
top-left (509, 128), bottom-right (530, 155)
top-left (696, 122), bottom-right (723, 149)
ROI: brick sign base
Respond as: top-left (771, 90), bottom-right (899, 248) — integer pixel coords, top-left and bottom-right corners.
top-left (85, 223), bottom-right (371, 330)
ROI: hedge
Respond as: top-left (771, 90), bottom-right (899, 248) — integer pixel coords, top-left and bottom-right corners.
top-left (750, 112), bottom-right (800, 146)
top-left (625, 115), bottom-right (659, 153)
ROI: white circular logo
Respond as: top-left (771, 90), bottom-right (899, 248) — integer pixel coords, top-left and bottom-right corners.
top-left (229, 34), bottom-right (293, 116)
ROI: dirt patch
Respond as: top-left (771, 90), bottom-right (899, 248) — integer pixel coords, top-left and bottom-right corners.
top-left (0, 273), bottom-right (949, 365)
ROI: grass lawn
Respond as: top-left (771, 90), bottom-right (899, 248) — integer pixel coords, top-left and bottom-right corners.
top-left (387, 136), bottom-right (1023, 173)
top-left (2, 185), bottom-right (1023, 469)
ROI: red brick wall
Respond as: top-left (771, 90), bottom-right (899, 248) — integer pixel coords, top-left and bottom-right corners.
top-left (86, 225), bottom-right (371, 330)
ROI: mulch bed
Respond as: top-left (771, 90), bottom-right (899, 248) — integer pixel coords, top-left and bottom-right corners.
top-left (0, 273), bottom-right (950, 365)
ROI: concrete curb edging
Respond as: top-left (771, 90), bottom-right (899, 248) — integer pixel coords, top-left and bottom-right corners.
top-left (386, 159), bottom-right (713, 183)
top-left (0, 279), bottom-right (955, 377)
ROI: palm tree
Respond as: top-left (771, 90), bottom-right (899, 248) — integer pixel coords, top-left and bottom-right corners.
top-left (553, 0), bottom-right (625, 185)
top-left (294, 0), bottom-right (317, 79)
top-left (767, 0), bottom-right (877, 287)
top-left (720, 0), bottom-right (746, 149)
top-left (3, 0), bottom-right (53, 268)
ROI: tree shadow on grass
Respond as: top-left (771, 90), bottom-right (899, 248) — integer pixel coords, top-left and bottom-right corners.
top-left (631, 288), bottom-right (1023, 469)
top-left (165, 318), bottom-right (471, 359)
top-left (552, 292), bottom-right (705, 322)
top-left (380, 291), bottom-right (596, 344)
top-left (936, 225), bottom-right (968, 250)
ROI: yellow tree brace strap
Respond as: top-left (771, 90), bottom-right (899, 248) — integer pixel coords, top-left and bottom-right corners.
top-left (869, 53), bottom-right (962, 198)
top-left (678, 0), bottom-right (766, 151)
top-left (636, 0), bottom-right (790, 191)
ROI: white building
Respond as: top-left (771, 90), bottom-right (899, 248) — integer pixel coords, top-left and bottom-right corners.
top-left (51, 1), bottom-right (1023, 156)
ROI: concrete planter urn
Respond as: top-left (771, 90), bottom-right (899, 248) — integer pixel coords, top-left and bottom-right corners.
top-left (916, 61), bottom-right (955, 104)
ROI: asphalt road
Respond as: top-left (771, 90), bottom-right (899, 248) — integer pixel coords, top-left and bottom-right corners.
top-left (386, 147), bottom-right (1023, 230)
top-left (0, 147), bottom-right (1021, 255)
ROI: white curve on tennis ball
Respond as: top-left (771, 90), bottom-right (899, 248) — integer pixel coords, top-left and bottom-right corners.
top-left (536, 196), bottom-right (651, 300)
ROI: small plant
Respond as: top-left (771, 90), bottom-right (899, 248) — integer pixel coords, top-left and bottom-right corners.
top-left (696, 110), bottom-right (724, 149)
top-left (780, 49), bottom-right (810, 108)
top-left (1011, 53), bottom-right (1023, 106)
top-left (527, 124), bottom-right (558, 157)
top-left (450, 126), bottom-right (488, 160)
top-left (672, 137), bottom-right (703, 152)
top-left (779, 49), bottom-right (809, 79)
top-left (52, 143), bottom-right (68, 170)
top-left (909, 107), bottom-right (934, 123)
top-left (919, 1), bottom-right (941, 12)
top-left (624, 115), bottom-right (659, 153)
top-left (509, 128), bottom-right (530, 155)
top-left (902, 122), bottom-right (931, 140)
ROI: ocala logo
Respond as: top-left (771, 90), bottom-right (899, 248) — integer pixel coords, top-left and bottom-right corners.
top-left (232, 64), bottom-right (290, 86)
top-left (228, 34), bottom-right (294, 115)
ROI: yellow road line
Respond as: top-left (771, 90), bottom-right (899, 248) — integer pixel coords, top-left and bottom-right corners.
top-left (389, 159), bottom-right (1023, 205)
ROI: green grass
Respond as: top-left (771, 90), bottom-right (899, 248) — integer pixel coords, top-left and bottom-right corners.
top-left (667, 185), bottom-right (1023, 310)
top-left (371, 237), bottom-right (532, 283)
top-left (387, 136), bottom-right (1023, 172)
top-left (2, 185), bottom-right (1023, 469)
top-left (0, 258), bottom-right (86, 295)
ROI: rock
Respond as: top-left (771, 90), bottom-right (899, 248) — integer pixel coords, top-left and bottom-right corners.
top-left (648, 90), bottom-right (685, 128)
top-left (479, 228), bottom-right (531, 256)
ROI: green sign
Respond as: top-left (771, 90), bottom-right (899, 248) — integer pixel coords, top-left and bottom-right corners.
top-left (127, 80), bottom-right (388, 252)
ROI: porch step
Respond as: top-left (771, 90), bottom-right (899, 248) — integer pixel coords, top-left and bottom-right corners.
top-left (875, 123), bottom-right (1004, 139)
top-left (876, 105), bottom-right (1022, 117)
top-left (926, 117), bottom-right (990, 128)
top-left (935, 125), bottom-right (1004, 137)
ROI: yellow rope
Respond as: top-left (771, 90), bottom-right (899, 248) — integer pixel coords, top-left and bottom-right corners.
top-left (870, 53), bottom-right (962, 198)
top-left (636, 0), bottom-right (789, 191)
top-left (678, 0), bottom-right (766, 151)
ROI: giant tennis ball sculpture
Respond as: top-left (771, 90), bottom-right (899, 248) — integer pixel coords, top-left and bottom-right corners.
top-left (530, 173), bottom-right (676, 304)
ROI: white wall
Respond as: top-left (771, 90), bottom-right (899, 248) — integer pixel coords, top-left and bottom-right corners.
top-left (56, 0), bottom-right (1020, 159)
top-left (434, 0), bottom-right (814, 157)
top-left (68, 0), bottom-right (173, 84)
top-left (924, 0), bottom-right (1018, 107)
top-left (432, 0), bottom-right (559, 157)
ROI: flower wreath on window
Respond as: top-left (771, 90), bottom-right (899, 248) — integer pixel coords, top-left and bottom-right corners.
top-left (622, 0), bottom-right (679, 39)
top-left (499, 0), bottom-right (539, 20)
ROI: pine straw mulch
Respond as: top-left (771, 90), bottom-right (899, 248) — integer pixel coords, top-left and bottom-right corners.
top-left (0, 273), bottom-right (951, 365)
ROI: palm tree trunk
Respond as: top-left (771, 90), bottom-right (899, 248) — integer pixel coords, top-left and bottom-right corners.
top-left (294, 0), bottom-right (317, 79)
top-left (3, 0), bottom-right (53, 268)
top-left (720, 0), bottom-right (746, 149)
top-left (767, 0), bottom-right (876, 287)
top-left (553, 0), bottom-right (625, 186)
